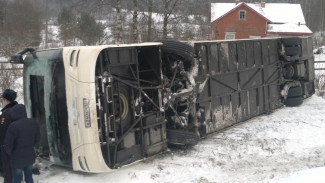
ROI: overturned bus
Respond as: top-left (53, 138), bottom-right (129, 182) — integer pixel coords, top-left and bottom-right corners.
top-left (9, 37), bottom-right (315, 172)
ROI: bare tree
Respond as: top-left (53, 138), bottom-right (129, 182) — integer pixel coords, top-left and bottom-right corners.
top-left (0, 0), bottom-right (8, 31)
top-left (45, 0), bottom-right (49, 49)
top-left (57, 7), bottom-right (77, 46)
top-left (147, 0), bottom-right (153, 41)
top-left (0, 63), bottom-right (23, 101)
top-left (162, 0), bottom-right (182, 39)
top-left (320, 0), bottom-right (325, 31)
top-left (0, 0), bottom-right (42, 57)
top-left (116, 0), bottom-right (123, 44)
top-left (0, 0), bottom-right (41, 96)
top-left (132, 0), bottom-right (138, 43)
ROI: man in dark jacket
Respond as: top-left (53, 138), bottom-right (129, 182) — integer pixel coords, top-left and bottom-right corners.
top-left (5, 104), bottom-right (40, 183)
top-left (0, 89), bottom-right (18, 183)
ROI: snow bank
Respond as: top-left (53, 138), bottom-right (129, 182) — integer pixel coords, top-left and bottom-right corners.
top-left (276, 167), bottom-right (325, 183)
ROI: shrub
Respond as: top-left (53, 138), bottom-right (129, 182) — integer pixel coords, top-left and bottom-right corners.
top-left (315, 74), bottom-right (325, 96)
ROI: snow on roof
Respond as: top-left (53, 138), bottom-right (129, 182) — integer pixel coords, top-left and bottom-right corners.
top-left (211, 3), bottom-right (241, 23)
top-left (211, 3), bottom-right (307, 24)
top-left (261, 3), bottom-right (306, 24)
top-left (267, 23), bottom-right (312, 34)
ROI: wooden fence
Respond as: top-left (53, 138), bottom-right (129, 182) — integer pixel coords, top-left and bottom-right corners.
top-left (0, 62), bottom-right (23, 70)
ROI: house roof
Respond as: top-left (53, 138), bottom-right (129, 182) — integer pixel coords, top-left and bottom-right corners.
top-left (211, 3), bottom-right (307, 25)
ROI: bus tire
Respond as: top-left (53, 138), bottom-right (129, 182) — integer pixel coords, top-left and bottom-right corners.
top-left (167, 129), bottom-right (200, 146)
top-left (114, 85), bottom-right (132, 132)
top-left (287, 86), bottom-right (303, 98)
top-left (157, 40), bottom-right (194, 70)
top-left (284, 96), bottom-right (303, 107)
top-left (284, 47), bottom-right (301, 57)
top-left (281, 37), bottom-right (301, 46)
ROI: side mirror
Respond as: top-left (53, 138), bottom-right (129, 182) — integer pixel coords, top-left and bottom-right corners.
top-left (8, 48), bottom-right (35, 64)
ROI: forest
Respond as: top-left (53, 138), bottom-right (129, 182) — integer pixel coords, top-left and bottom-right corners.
top-left (34, 0), bottom-right (325, 32)
top-left (0, 0), bottom-right (324, 105)
top-left (0, 0), bottom-right (324, 57)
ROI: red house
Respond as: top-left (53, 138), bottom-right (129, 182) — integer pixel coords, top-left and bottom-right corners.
top-left (211, 1), bottom-right (312, 40)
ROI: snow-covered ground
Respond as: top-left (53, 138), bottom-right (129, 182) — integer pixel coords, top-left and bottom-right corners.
top-left (277, 167), bottom-right (325, 183)
top-left (1, 94), bottom-right (322, 183)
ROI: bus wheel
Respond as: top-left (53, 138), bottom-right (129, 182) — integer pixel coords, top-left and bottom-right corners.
top-left (113, 85), bottom-right (132, 132)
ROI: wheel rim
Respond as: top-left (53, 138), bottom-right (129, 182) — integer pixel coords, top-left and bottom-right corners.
top-left (113, 93), bottom-right (129, 123)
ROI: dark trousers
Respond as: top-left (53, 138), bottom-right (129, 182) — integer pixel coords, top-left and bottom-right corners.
top-left (0, 146), bottom-right (12, 183)
top-left (0, 149), bottom-right (3, 173)
top-left (12, 165), bottom-right (33, 183)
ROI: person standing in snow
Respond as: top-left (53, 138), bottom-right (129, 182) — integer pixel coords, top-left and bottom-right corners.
top-left (0, 89), bottom-right (18, 183)
top-left (5, 104), bottom-right (40, 183)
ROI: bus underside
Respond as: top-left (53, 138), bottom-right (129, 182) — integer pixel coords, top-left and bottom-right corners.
top-left (94, 45), bottom-right (167, 168)
top-left (13, 37), bottom-right (314, 172)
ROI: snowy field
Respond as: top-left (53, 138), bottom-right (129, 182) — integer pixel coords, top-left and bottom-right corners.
top-left (1, 94), bottom-right (322, 183)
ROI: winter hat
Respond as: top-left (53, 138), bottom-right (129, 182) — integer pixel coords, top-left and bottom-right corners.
top-left (2, 89), bottom-right (17, 102)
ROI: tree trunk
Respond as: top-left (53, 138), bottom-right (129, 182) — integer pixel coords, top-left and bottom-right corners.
top-left (132, 0), bottom-right (138, 43)
top-left (0, 0), bottom-right (7, 31)
top-left (163, 0), bottom-right (169, 39)
top-left (116, 0), bottom-right (123, 44)
top-left (45, 0), bottom-right (48, 48)
top-left (162, 0), bottom-right (181, 39)
top-left (147, 0), bottom-right (152, 41)
top-left (304, 0), bottom-right (312, 28)
top-left (307, 0), bottom-right (311, 28)
top-left (303, 0), bottom-right (308, 24)
top-left (321, 0), bottom-right (325, 31)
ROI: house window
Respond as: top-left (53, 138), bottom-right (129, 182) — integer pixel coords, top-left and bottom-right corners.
top-left (225, 32), bottom-right (236, 40)
top-left (239, 10), bottom-right (246, 20)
